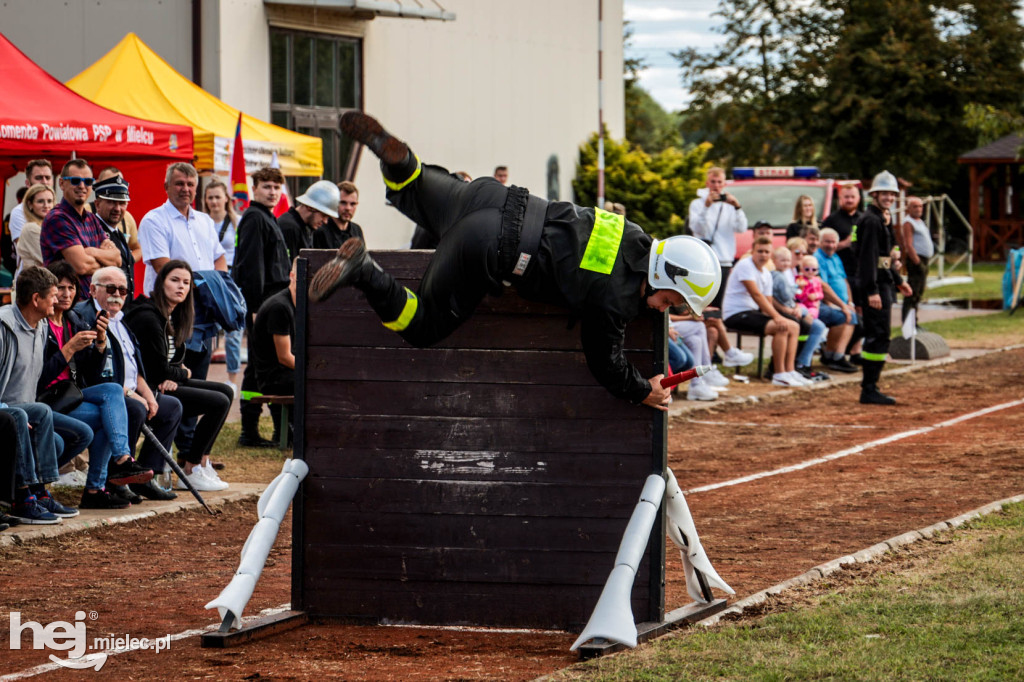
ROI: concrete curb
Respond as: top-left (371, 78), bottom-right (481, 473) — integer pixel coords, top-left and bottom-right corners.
top-left (693, 492), bottom-right (1024, 627)
top-left (0, 484), bottom-right (266, 548)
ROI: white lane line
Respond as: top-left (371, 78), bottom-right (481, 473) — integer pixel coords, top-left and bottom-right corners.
top-left (1, 604), bottom-right (292, 680)
top-left (684, 419), bottom-right (879, 429)
top-left (685, 398), bottom-right (1024, 495)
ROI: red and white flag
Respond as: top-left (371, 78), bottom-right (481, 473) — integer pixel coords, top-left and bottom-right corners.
top-left (271, 151), bottom-right (291, 217)
top-left (229, 112), bottom-right (249, 212)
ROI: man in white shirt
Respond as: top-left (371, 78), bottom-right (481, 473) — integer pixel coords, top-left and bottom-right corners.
top-left (8, 159), bottom-right (54, 245)
top-left (138, 163), bottom-right (227, 295)
top-left (688, 167), bottom-right (748, 310)
top-left (899, 196), bottom-right (933, 324)
top-left (721, 236), bottom-right (807, 388)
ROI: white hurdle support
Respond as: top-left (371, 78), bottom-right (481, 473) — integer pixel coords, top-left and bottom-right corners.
top-left (205, 459), bottom-right (309, 632)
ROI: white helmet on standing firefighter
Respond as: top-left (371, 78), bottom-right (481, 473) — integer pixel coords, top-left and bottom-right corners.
top-left (297, 180), bottom-right (341, 218)
top-left (648, 235), bottom-right (722, 316)
top-left (867, 170), bottom-right (899, 195)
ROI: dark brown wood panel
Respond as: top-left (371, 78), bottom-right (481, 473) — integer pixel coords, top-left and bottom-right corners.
top-left (303, 448), bottom-right (654, 485)
top-left (295, 251), bottom-right (666, 629)
top-left (304, 415), bottom-right (653, 454)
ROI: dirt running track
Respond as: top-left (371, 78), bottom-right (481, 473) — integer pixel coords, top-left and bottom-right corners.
top-left (2, 349), bottom-right (1024, 680)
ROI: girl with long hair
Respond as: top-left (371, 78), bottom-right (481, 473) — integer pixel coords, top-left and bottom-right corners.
top-left (785, 194), bottom-right (818, 240)
top-left (204, 178), bottom-right (243, 389)
top-left (125, 260), bottom-right (233, 491)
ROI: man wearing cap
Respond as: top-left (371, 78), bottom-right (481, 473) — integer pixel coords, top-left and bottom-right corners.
top-left (39, 159), bottom-right (122, 299)
top-left (851, 171), bottom-right (913, 405)
top-left (91, 175), bottom-right (136, 301)
top-left (278, 180), bottom-right (339, 260)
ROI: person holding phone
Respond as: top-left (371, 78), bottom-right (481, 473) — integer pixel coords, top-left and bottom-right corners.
top-left (688, 167), bottom-right (747, 310)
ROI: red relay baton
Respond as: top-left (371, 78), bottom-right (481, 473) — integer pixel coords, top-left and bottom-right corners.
top-left (660, 365), bottom-right (712, 389)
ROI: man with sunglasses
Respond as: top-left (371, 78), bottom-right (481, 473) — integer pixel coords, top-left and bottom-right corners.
top-left (39, 159), bottom-right (122, 299)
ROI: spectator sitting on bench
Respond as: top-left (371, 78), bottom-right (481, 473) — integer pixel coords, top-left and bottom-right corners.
top-left (124, 260), bottom-right (232, 493)
top-left (251, 259), bottom-right (298, 446)
top-left (722, 236), bottom-right (808, 388)
top-left (770, 248), bottom-right (829, 382)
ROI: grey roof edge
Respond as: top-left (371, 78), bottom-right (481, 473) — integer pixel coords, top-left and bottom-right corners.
top-left (265, 0), bottom-right (455, 21)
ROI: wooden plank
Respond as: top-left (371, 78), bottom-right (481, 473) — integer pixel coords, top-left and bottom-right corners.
top-left (305, 311), bottom-right (657, 351)
top-left (304, 415), bottom-right (653, 454)
top-left (304, 381), bottom-right (642, 420)
top-left (306, 346), bottom-right (656, 385)
top-left (300, 580), bottom-right (648, 629)
top-left (300, 544), bottom-right (652, 586)
top-left (300, 477), bottom-right (649, 517)
top-left (303, 447), bottom-right (655, 485)
top-left (300, 511), bottom-right (637, 551)
top-left (200, 610), bottom-right (308, 649)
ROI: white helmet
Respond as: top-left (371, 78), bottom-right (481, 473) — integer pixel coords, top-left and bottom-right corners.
top-left (648, 235), bottom-right (722, 316)
top-left (867, 170), bottom-right (899, 195)
top-left (296, 180), bottom-right (340, 218)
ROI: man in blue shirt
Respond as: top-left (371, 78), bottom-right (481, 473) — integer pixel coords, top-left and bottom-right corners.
top-left (815, 228), bottom-right (860, 372)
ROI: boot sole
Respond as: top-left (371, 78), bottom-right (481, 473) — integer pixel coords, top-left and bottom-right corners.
top-left (108, 471), bottom-right (155, 486)
top-left (309, 238), bottom-right (367, 302)
top-left (340, 112), bottom-right (409, 165)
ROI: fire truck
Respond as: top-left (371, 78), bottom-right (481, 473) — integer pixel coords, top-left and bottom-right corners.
top-left (726, 166), bottom-right (861, 258)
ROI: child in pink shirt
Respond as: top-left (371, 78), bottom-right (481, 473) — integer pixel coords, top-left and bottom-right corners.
top-left (794, 255), bottom-right (825, 318)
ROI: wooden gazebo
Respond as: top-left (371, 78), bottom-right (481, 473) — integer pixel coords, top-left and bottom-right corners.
top-left (958, 134), bottom-right (1024, 260)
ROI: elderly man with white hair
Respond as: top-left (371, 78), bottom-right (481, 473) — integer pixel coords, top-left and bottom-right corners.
top-left (74, 266), bottom-right (182, 493)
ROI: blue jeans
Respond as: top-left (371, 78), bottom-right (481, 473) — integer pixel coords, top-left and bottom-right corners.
top-left (53, 412), bottom-right (93, 469)
top-left (224, 328), bottom-right (242, 374)
top-left (797, 318), bottom-right (828, 368)
top-left (668, 338), bottom-right (695, 373)
top-left (8, 402), bottom-right (61, 486)
top-left (67, 383), bottom-right (131, 490)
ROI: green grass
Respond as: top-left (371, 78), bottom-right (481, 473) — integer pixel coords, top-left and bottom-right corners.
top-left (917, 309), bottom-right (1024, 344)
top-left (923, 261), bottom-right (1004, 302)
top-left (552, 503), bottom-right (1024, 682)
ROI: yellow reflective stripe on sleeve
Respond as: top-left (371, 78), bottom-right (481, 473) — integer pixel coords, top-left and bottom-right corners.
top-left (851, 224), bottom-right (858, 243)
top-left (382, 155), bottom-right (422, 191)
top-left (240, 390), bottom-right (264, 401)
top-left (861, 351), bottom-right (887, 361)
top-left (580, 208), bottom-right (625, 275)
top-left (383, 288), bottom-right (419, 331)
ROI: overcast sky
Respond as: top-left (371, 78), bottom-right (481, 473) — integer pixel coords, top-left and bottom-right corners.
top-left (623, 0), bottom-right (723, 113)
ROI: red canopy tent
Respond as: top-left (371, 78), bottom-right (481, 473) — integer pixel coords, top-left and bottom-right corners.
top-left (0, 32), bottom-right (194, 278)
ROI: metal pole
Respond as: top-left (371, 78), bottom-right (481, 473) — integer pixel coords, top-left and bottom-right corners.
top-left (596, 0), bottom-right (605, 209)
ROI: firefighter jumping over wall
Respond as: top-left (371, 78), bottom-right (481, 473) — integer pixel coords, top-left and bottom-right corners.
top-left (309, 112), bottom-right (723, 411)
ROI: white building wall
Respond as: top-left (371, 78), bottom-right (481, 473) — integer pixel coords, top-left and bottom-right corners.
top-left (356, 0), bottom-right (624, 247)
top-left (217, 0), bottom-right (274, 121)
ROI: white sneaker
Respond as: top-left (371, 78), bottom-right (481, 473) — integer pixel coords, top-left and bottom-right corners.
top-left (203, 462), bottom-right (230, 490)
top-left (771, 372), bottom-right (805, 388)
top-left (222, 381), bottom-right (238, 400)
top-left (175, 466), bottom-right (228, 492)
top-left (686, 380), bottom-right (719, 401)
top-left (704, 366), bottom-right (731, 388)
top-left (723, 348), bottom-right (754, 367)
top-left (55, 470), bottom-right (88, 488)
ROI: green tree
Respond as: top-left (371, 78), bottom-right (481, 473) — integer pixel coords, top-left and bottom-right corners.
top-left (573, 130), bottom-right (711, 238)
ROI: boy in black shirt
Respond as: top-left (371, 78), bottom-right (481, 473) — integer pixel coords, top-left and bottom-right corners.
top-left (252, 260), bottom-right (296, 443)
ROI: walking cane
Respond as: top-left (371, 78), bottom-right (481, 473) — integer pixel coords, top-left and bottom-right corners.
top-left (139, 424), bottom-right (218, 516)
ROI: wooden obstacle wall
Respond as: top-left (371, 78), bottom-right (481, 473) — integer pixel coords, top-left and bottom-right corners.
top-left (293, 250), bottom-right (667, 629)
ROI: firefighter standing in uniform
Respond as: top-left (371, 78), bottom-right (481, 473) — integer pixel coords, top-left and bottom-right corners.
top-left (310, 112), bottom-right (723, 411)
top-left (851, 170), bottom-right (913, 405)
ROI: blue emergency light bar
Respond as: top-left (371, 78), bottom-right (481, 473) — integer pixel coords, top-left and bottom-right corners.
top-left (732, 166), bottom-right (821, 179)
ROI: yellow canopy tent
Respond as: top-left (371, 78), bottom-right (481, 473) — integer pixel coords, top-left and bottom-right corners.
top-left (67, 33), bottom-right (322, 177)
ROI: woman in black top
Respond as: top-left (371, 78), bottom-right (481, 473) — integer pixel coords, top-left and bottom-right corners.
top-left (785, 194), bottom-right (819, 240)
top-left (124, 260), bottom-right (233, 492)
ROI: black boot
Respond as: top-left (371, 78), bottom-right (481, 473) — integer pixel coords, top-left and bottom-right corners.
top-left (860, 360), bottom-right (895, 405)
top-left (309, 237), bottom-right (376, 302)
top-left (238, 410), bottom-right (275, 448)
top-left (339, 111), bottom-right (417, 181)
